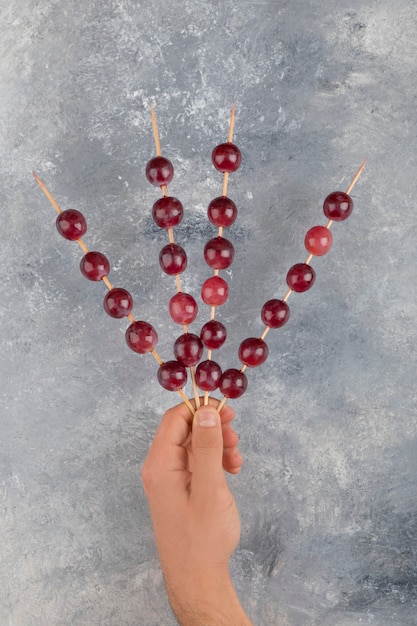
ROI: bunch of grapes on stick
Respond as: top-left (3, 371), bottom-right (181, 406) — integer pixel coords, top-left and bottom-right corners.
top-left (34, 106), bottom-right (366, 415)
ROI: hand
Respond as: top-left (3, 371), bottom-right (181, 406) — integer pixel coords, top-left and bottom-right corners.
top-left (142, 398), bottom-right (253, 625)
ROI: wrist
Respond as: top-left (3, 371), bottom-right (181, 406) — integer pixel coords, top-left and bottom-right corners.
top-left (164, 565), bottom-right (252, 625)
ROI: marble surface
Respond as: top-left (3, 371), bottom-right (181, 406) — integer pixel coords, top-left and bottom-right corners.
top-left (1, 0), bottom-right (417, 624)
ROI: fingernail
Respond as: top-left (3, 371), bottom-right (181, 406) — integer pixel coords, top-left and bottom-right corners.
top-left (196, 409), bottom-right (218, 428)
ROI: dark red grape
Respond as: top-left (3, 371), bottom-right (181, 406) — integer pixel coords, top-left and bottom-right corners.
top-left (103, 288), bottom-right (133, 318)
top-left (80, 251), bottom-right (110, 281)
top-left (323, 191), bottom-right (353, 221)
top-left (219, 368), bottom-right (248, 398)
top-left (204, 237), bottom-right (235, 270)
top-left (56, 209), bottom-right (87, 240)
top-left (207, 196), bottom-right (238, 227)
top-left (159, 243), bottom-right (187, 275)
top-left (125, 321), bottom-right (158, 354)
top-left (173, 333), bottom-right (203, 367)
top-left (152, 196), bottom-right (183, 228)
top-left (195, 360), bottom-right (222, 391)
top-left (286, 263), bottom-right (316, 293)
top-left (146, 156), bottom-right (174, 187)
top-left (157, 360), bottom-right (187, 391)
top-left (200, 320), bottom-right (227, 350)
top-left (212, 143), bottom-right (241, 173)
top-left (261, 299), bottom-right (290, 328)
top-left (238, 337), bottom-right (269, 367)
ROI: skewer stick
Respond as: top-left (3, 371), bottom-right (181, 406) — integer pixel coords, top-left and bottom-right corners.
top-left (150, 105), bottom-right (162, 158)
top-left (217, 396), bottom-right (227, 412)
top-left (222, 173), bottom-right (229, 198)
top-left (219, 158), bottom-right (368, 412)
top-left (190, 367), bottom-right (200, 407)
top-left (177, 389), bottom-right (195, 413)
top-left (175, 274), bottom-right (183, 293)
top-left (228, 104), bottom-right (236, 143)
top-left (33, 171), bottom-right (62, 214)
top-left (34, 171), bottom-right (195, 414)
top-left (345, 158), bottom-right (367, 195)
top-left (102, 276), bottom-right (113, 290)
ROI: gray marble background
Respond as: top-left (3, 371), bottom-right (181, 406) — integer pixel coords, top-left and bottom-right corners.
top-left (1, 0), bottom-right (417, 624)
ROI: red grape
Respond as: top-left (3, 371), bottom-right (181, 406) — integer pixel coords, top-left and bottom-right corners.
top-left (323, 191), bottom-right (353, 221)
top-left (169, 292), bottom-right (198, 325)
top-left (195, 360), bottom-right (222, 391)
top-left (201, 276), bottom-right (229, 306)
top-left (204, 236), bottom-right (235, 270)
top-left (212, 143), bottom-right (241, 173)
top-left (103, 288), bottom-right (133, 318)
top-left (157, 360), bottom-right (187, 391)
top-left (261, 299), bottom-right (290, 328)
top-left (80, 251), bottom-right (110, 281)
top-left (159, 243), bottom-right (187, 275)
top-left (238, 337), bottom-right (269, 367)
top-left (207, 196), bottom-right (238, 227)
top-left (56, 209), bottom-right (87, 240)
top-left (125, 321), bottom-right (158, 354)
top-left (286, 263), bottom-right (316, 293)
top-left (145, 156), bottom-right (174, 187)
top-left (305, 225), bottom-right (333, 256)
top-left (219, 368), bottom-right (248, 398)
top-left (200, 320), bottom-right (227, 349)
top-left (152, 196), bottom-right (184, 229)
top-left (173, 333), bottom-right (203, 367)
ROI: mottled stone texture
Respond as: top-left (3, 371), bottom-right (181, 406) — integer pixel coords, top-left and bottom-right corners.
top-left (1, 1), bottom-right (417, 624)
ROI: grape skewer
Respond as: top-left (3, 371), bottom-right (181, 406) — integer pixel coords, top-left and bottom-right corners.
top-left (33, 171), bottom-right (195, 414)
top-left (148, 107), bottom-right (201, 407)
top-left (198, 104), bottom-right (241, 405)
top-left (217, 158), bottom-right (367, 411)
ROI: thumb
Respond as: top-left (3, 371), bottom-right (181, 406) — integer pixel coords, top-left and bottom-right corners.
top-left (191, 406), bottom-right (225, 492)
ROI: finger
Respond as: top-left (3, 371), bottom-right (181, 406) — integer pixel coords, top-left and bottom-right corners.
top-left (220, 421), bottom-right (243, 473)
top-left (190, 405), bottom-right (226, 502)
top-left (223, 446), bottom-right (243, 474)
top-left (221, 422), bottom-right (239, 449)
top-left (155, 401), bottom-right (193, 441)
top-left (145, 401), bottom-right (194, 473)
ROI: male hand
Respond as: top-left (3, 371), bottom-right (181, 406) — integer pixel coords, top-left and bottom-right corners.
top-left (142, 398), bottom-right (253, 625)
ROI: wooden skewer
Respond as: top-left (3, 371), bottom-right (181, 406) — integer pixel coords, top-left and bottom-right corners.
top-left (218, 158), bottom-right (368, 412)
top-left (150, 105), bottom-right (162, 157)
top-left (222, 173), bottom-right (229, 198)
top-left (178, 390), bottom-right (195, 413)
top-left (217, 396), bottom-right (227, 412)
top-left (228, 104), bottom-right (236, 143)
top-left (34, 171), bottom-right (195, 415)
top-left (150, 108), bottom-right (200, 408)
top-left (345, 157), bottom-right (367, 195)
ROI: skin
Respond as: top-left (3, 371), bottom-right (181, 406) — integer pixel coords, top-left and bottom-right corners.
top-left (142, 398), bottom-right (253, 625)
